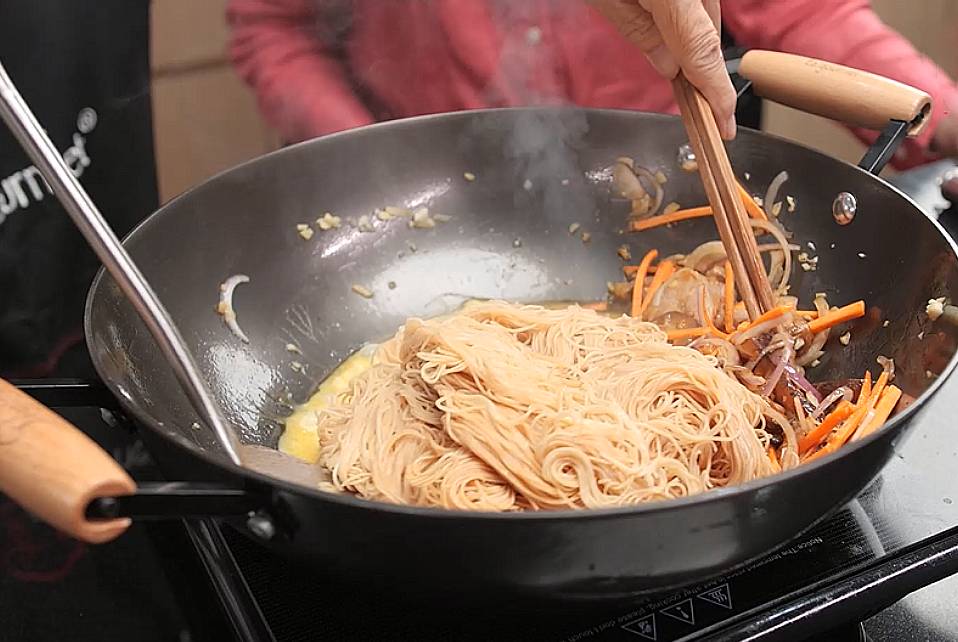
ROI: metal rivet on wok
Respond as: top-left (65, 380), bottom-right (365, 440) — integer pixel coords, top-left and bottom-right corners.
top-left (246, 512), bottom-right (277, 540)
top-left (832, 192), bottom-right (857, 225)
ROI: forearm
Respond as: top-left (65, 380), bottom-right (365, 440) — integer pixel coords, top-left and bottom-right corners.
top-left (227, 0), bottom-right (373, 142)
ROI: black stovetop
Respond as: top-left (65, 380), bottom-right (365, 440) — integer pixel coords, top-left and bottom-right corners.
top-left (3, 170), bottom-right (958, 642)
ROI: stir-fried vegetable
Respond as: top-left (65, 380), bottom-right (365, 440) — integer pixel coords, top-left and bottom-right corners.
top-left (736, 181), bottom-right (768, 221)
top-left (723, 261), bottom-right (735, 333)
top-left (609, 152), bottom-right (906, 467)
top-left (807, 301), bottom-right (866, 334)
top-left (630, 249), bottom-right (658, 318)
top-left (630, 206), bottom-right (713, 231)
top-left (613, 232), bottom-right (890, 469)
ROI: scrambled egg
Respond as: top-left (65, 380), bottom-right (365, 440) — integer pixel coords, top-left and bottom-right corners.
top-left (279, 346), bottom-right (374, 463)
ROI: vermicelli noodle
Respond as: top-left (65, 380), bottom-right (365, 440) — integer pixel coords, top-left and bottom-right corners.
top-left (315, 301), bottom-right (794, 511)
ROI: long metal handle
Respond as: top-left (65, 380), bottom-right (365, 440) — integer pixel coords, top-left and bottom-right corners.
top-left (690, 524), bottom-right (958, 641)
top-left (0, 61), bottom-right (242, 465)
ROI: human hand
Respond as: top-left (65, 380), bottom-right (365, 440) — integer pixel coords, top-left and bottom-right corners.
top-left (590, 0), bottom-right (737, 139)
top-left (930, 98), bottom-right (958, 159)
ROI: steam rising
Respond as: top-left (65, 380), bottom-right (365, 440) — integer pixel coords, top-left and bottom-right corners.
top-left (477, 1), bottom-right (593, 219)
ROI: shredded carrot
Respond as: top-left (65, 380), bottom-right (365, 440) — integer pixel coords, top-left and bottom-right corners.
top-left (767, 447), bottom-right (782, 473)
top-left (826, 404), bottom-right (871, 451)
top-left (753, 305), bottom-right (790, 326)
top-left (628, 182), bottom-right (765, 231)
top-left (733, 305), bottom-right (789, 338)
top-left (856, 385), bottom-right (902, 439)
top-left (807, 300), bottom-right (866, 334)
top-left (639, 260), bottom-right (675, 316)
top-left (859, 371), bottom-right (873, 406)
top-left (736, 181), bottom-right (768, 221)
top-left (723, 261), bottom-right (735, 333)
top-left (870, 370), bottom-right (889, 405)
top-left (666, 327), bottom-right (713, 341)
top-left (630, 249), bottom-right (659, 318)
top-left (582, 301), bottom-right (608, 311)
top-left (820, 370), bottom-right (889, 454)
top-left (700, 287), bottom-right (729, 339)
top-left (629, 206), bottom-right (712, 231)
top-left (624, 264), bottom-right (659, 278)
top-left (798, 400), bottom-right (854, 455)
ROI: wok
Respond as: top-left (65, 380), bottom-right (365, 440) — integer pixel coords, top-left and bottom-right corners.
top-left (2, 51), bottom-right (958, 600)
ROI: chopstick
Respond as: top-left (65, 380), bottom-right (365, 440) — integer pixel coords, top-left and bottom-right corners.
top-left (672, 75), bottom-right (775, 320)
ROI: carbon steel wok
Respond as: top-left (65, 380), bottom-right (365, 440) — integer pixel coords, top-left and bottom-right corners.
top-left (5, 52), bottom-right (958, 600)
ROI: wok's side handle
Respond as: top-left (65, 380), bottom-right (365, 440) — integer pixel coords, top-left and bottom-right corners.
top-left (738, 50), bottom-right (932, 135)
top-left (0, 379), bottom-right (135, 543)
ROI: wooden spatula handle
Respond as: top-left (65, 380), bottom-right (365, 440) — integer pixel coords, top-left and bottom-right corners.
top-left (739, 50), bottom-right (932, 134)
top-left (0, 379), bottom-right (135, 543)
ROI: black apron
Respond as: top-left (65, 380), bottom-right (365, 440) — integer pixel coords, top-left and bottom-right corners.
top-left (0, 0), bottom-right (158, 378)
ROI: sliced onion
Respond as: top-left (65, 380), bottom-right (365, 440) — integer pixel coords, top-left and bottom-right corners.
top-left (783, 363), bottom-right (822, 403)
top-left (793, 395), bottom-right (809, 434)
top-left (612, 159), bottom-right (646, 200)
top-left (762, 340), bottom-right (795, 396)
top-left (652, 310), bottom-right (699, 331)
top-left (759, 243), bottom-right (801, 253)
top-left (682, 241), bottom-right (799, 274)
top-left (218, 274), bottom-right (250, 343)
top-left (745, 338), bottom-right (786, 371)
top-left (810, 386), bottom-right (852, 420)
top-left (683, 241), bottom-right (726, 272)
top-left (765, 405), bottom-right (799, 466)
top-left (733, 312), bottom-right (794, 345)
top-left (690, 337), bottom-right (741, 367)
top-left (796, 295), bottom-right (830, 366)
top-left (750, 219), bottom-right (792, 294)
top-left (728, 366), bottom-right (766, 388)
top-left (877, 355), bottom-right (895, 381)
top-left (763, 170), bottom-right (789, 220)
top-left (767, 251), bottom-right (784, 291)
top-left (630, 165), bottom-right (665, 218)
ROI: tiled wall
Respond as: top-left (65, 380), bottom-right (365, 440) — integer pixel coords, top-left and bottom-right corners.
top-left (150, 0), bottom-right (279, 202)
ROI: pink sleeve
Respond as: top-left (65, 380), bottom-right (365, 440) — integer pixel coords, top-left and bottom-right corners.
top-left (724, 0), bottom-right (958, 169)
top-left (227, 0), bottom-right (374, 142)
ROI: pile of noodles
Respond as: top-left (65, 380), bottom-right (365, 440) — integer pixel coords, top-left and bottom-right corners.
top-left (315, 301), bottom-right (796, 511)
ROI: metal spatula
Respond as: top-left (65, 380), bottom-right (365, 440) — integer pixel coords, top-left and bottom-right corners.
top-left (0, 59), bottom-right (318, 483)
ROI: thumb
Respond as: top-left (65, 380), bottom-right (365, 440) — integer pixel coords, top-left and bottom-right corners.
top-left (642, 0), bottom-right (737, 139)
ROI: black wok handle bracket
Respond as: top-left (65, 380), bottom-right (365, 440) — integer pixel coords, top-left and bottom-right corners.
top-left (858, 119), bottom-right (910, 176)
top-left (11, 378), bottom-right (122, 412)
top-left (86, 482), bottom-right (261, 521)
top-left (85, 482), bottom-right (293, 542)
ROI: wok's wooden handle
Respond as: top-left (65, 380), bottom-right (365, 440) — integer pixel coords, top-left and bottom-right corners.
top-left (738, 50), bottom-right (932, 135)
top-left (0, 379), bottom-right (135, 543)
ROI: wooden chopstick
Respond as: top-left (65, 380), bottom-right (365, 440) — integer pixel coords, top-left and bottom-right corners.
top-left (672, 75), bottom-right (775, 319)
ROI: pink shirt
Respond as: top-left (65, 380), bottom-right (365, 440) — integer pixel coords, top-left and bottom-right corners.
top-left (228, 0), bottom-right (958, 169)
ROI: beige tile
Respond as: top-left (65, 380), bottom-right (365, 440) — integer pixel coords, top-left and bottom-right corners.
top-left (872, 0), bottom-right (958, 77)
top-left (152, 65), bottom-right (279, 202)
top-left (151, 0), bottom-right (230, 72)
